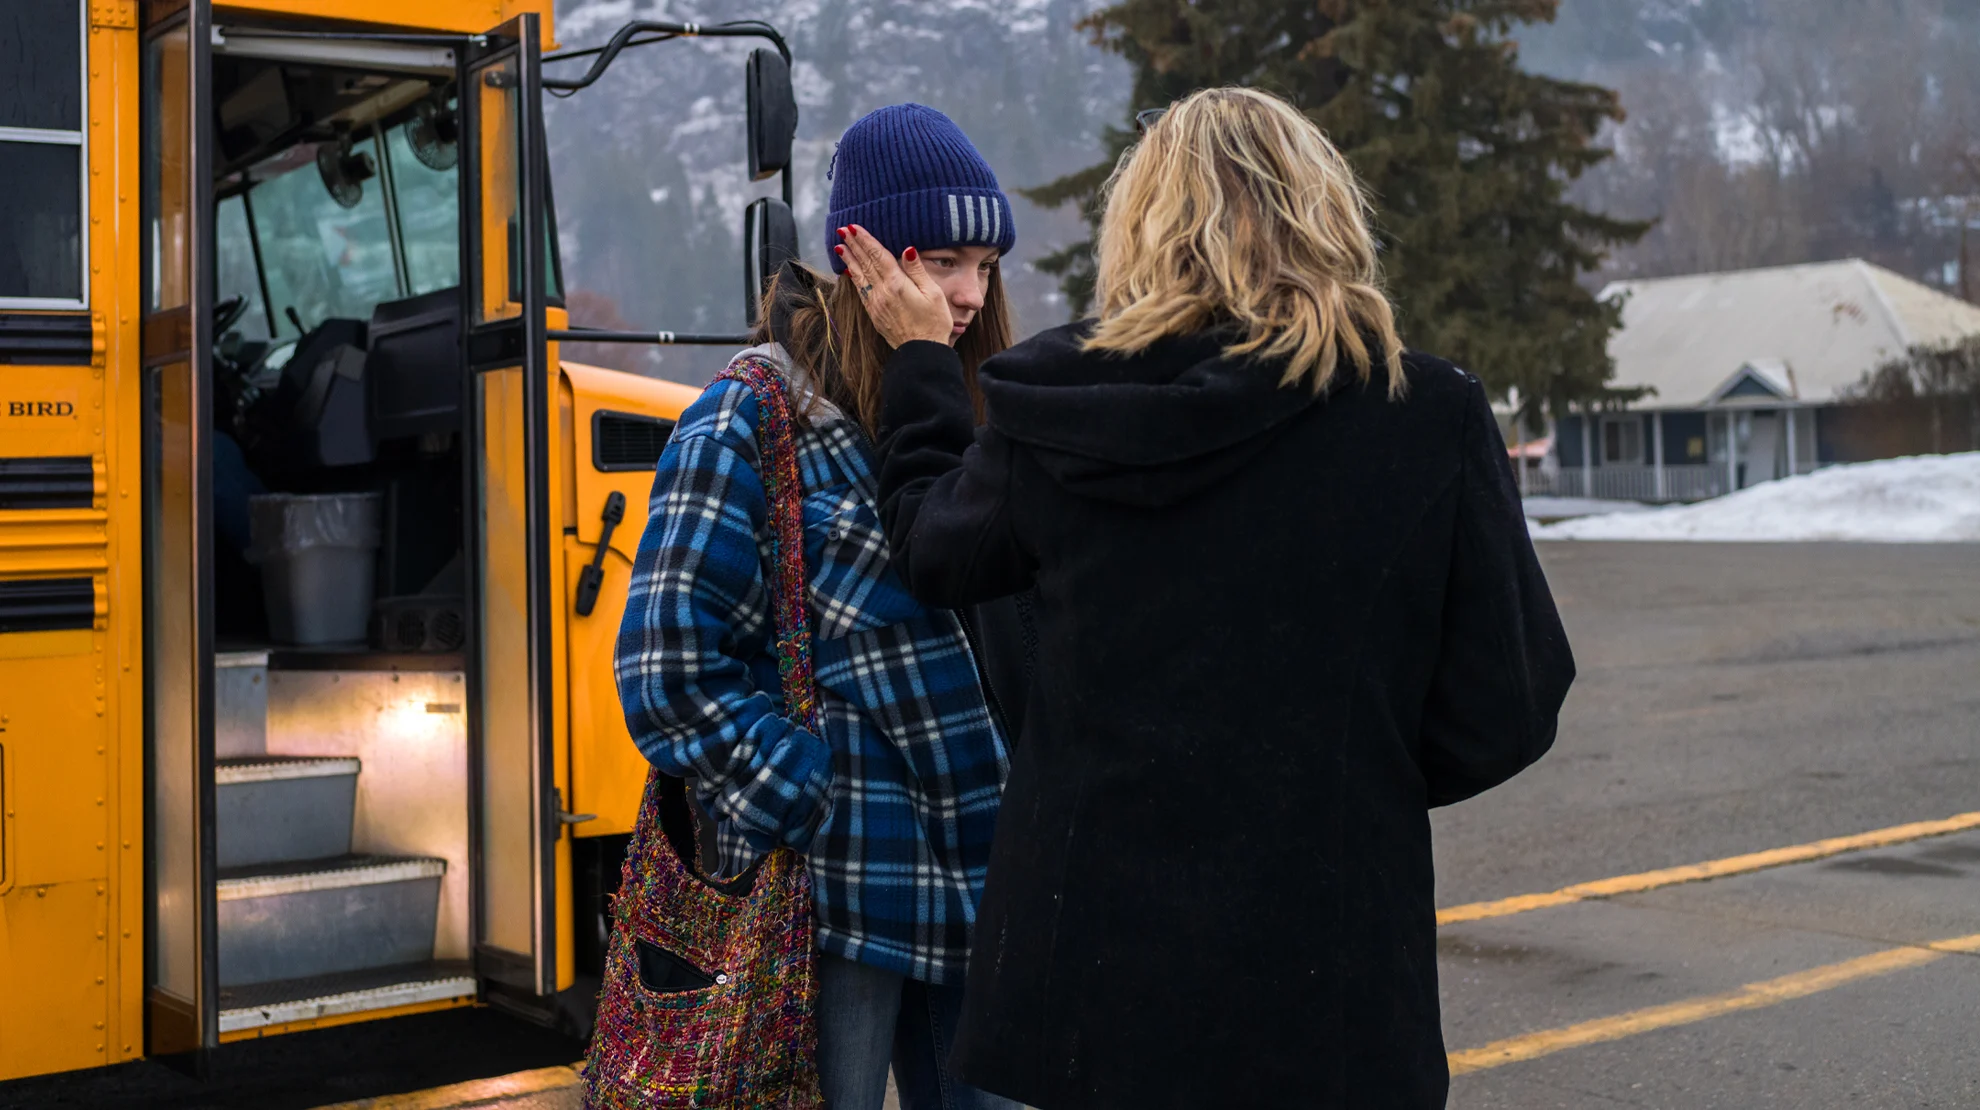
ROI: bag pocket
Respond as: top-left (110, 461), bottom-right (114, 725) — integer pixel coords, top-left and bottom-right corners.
top-left (802, 488), bottom-right (921, 639)
top-left (635, 938), bottom-right (719, 994)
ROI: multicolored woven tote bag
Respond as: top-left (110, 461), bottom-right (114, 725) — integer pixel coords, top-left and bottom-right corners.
top-left (583, 356), bottom-right (824, 1109)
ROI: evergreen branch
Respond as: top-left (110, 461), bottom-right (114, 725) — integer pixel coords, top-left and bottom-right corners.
top-left (1020, 159), bottom-right (1117, 211)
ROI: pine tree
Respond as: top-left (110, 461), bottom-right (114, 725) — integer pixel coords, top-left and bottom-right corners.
top-left (1026, 0), bottom-right (1652, 420)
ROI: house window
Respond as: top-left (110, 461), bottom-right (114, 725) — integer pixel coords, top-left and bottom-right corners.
top-left (1601, 417), bottom-right (1643, 465)
top-left (0, 1), bottom-right (87, 307)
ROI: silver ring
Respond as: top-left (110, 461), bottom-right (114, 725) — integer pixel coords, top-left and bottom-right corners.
top-left (859, 283), bottom-right (874, 297)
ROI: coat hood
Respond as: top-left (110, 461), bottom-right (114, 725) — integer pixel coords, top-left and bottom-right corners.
top-left (977, 322), bottom-right (1332, 507)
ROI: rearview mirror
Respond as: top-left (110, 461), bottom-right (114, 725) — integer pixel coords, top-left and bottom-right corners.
top-left (744, 197), bottom-right (800, 328)
top-left (745, 48), bottom-right (796, 181)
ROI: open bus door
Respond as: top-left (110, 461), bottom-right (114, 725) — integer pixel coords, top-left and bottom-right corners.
top-left (140, 0), bottom-right (220, 1062)
top-left (125, 6), bottom-right (795, 1059)
top-left (134, 3), bottom-right (574, 1055)
top-left (459, 13), bottom-right (565, 1004)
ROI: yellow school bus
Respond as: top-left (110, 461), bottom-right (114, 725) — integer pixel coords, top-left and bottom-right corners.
top-left (0, 0), bottom-right (799, 1079)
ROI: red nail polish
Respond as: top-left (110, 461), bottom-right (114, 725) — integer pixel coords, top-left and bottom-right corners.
top-left (904, 246), bottom-right (918, 261)
top-left (834, 244), bottom-right (845, 256)
top-left (837, 226), bottom-right (848, 239)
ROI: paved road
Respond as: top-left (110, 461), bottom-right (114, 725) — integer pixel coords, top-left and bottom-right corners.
top-left (1438, 541), bottom-right (1980, 1108)
top-left (229, 541), bottom-right (1975, 1110)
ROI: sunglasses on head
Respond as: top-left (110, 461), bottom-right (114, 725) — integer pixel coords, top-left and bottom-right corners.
top-left (1134, 107), bottom-right (1168, 134)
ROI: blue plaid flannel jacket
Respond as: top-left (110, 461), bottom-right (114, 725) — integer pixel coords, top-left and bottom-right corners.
top-left (615, 345), bottom-right (1009, 984)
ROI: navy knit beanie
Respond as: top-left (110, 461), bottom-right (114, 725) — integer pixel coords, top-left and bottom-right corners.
top-left (825, 103), bottom-right (1016, 274)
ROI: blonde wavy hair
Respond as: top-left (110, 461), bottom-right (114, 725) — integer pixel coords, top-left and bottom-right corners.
top-left (1087, 86), bottom-right (1406, 396)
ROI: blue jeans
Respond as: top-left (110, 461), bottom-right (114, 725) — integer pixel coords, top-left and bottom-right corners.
top-left (815, 951), bottom-right (1023, 1110)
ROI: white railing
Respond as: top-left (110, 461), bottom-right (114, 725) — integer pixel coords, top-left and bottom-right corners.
top-left (1525, 465), bottom-right (1724, 503)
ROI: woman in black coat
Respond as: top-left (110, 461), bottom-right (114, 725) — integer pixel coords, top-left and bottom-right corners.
top-left (833, 86), bottom-right (1574, 1109)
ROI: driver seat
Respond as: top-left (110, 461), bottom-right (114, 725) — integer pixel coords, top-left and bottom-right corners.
top-left (268, 318), bottom-right (375, 471)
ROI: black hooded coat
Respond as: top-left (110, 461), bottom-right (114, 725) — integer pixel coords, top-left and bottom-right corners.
top-left (873, 323), bottom-right (1574, 1109)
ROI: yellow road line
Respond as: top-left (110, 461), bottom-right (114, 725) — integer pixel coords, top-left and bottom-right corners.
top-left (1437, 810), bottom-right (1980, 927)
top-left (310, 1064), bottom-right (580, 1110)
top-left (1448, 931), bottom-right (1980, 1076)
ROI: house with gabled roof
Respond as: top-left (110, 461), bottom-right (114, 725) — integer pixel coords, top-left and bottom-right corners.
top-left (1544, 259), bottom-right (1980, 501)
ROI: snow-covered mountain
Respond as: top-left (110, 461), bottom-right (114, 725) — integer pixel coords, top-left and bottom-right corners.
top-left (1515, 0), bottom-right (1738, 77)
top-left (1519, 0), bottom-right (1979, 290)
top-left (545, 0), bottom-right (1130, 381)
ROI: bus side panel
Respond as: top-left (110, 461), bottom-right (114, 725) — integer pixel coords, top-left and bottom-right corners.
top-left (562, 532), bottom-right (647, 838)
top-left (99, 1), bottom-right (149, 1070)
top-left (0, 6), bottom-right (144, 1053)
top-left (0, 650), bottom-right (113, 1080)
top-left (559, 366), bottom-right (701, 840)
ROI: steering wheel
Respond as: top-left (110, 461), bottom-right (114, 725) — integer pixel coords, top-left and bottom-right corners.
top-left (212, 294), bottom-right (268, 433)
top-left (215, 294), bottom-right (251, 336)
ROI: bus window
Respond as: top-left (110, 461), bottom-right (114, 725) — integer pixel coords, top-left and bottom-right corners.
top-left (0, 0), bottom-right (86, 306)
top-left (214, 192), bottom-right (272, 339)
top-left (385, 113), bottom-right (461, 296)
top-left (251, 135), bottom-right (399, 338)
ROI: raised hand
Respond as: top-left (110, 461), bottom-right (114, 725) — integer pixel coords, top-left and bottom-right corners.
top-left (835, 225), bottom-right (954, 348)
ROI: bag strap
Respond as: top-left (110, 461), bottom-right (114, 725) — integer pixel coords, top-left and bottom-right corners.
top-left (714, 353), bottom-right (822, 737)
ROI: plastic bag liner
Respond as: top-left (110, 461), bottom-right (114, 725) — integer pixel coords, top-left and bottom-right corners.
top-left (247, 492), bottom-right (383, 558)
top-left (248, 493), bottom-right (383, 645)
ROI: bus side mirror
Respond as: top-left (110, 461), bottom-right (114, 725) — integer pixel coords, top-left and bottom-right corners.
top-left (745, 49), bottom-right (796, 181)
top-left (744, 198), bottom-right (799, 328)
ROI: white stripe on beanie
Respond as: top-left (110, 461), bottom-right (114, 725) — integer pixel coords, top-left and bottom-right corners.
top-left (945, 193), bottom-right (1008, 245)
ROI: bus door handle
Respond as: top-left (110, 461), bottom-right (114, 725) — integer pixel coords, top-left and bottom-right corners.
top-left (574, 491), bottom-right (628, 617)
top-left (553, 788), bottom-right (596, 828)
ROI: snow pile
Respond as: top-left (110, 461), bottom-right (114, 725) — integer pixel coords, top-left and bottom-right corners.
top-left (1531, 453), bottom-right (1980, 543)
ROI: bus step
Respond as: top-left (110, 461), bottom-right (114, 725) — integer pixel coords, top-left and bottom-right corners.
top-left (216, 649), bottom-right (271, 758)
top-left (217, 959), bottom-right (476, 1037)
top-left (217, 854), bottom-right (446, 988)
top-left (217, 755), bottom-right (361, 868)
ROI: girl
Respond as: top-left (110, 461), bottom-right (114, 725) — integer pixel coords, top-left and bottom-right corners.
top-left (615, 103), bottom-right (1024, 1110)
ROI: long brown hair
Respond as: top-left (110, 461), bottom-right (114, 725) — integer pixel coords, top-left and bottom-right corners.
top-left (754, 261), bottom-right (1014, 433)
